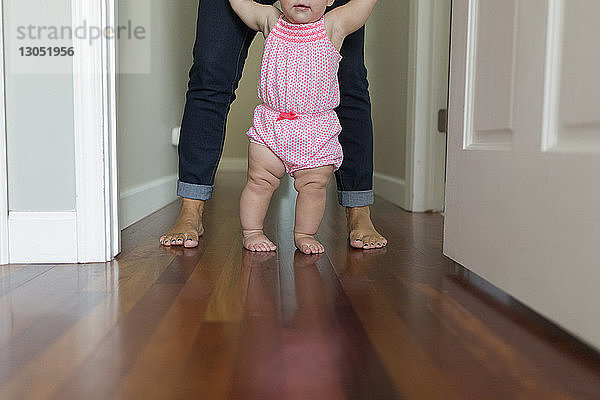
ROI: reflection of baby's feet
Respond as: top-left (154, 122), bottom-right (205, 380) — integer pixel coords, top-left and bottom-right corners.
top-left (242, 230), bottom-right (277, 252)
top-left (242, 249), bottom-right (276, 267)
top-left (293, 250), bottom-right (324, 267)
top-left (294, 233), bottom-right (325, 255)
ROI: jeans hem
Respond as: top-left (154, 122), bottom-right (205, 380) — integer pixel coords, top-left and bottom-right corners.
top-left (177, 180), bottom-right (213, 201)
top-left (337, 190), bottom-right (374, 207)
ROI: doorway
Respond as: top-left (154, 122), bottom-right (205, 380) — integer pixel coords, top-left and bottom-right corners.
top-left (370, 0), bottom-right (451, 213)
top-left (0, 0), bottom-right (119, 264)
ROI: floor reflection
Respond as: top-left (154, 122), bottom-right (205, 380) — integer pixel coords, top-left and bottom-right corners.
top-left (231, 251), bottom-right (343, 400)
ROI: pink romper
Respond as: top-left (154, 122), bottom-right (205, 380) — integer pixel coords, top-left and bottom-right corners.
top-left (246, 16), bottom-right (344, 175)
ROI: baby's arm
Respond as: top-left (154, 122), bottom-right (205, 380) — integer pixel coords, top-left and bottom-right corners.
top-left (228, 0), bottom-right (281, 36)
top-left (326, 0), bottom-right (378, 45)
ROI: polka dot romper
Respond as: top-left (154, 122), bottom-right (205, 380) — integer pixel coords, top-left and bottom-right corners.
top-left (246, 15), bottom-right (344, 175)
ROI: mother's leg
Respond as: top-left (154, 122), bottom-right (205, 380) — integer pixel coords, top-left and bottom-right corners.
top-left (161, 0), bottom-right (268, 247)
top-left (328, 0), bottom-right (388, 249)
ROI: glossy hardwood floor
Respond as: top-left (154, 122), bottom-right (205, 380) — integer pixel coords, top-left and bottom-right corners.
top-left (1, 172), bottom-right (600, 399)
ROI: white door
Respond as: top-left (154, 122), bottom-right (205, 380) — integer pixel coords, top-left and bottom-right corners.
top-left (444, 0), bottom-right (600, 350)
top-left (0, 2), bottom-right (8, 264)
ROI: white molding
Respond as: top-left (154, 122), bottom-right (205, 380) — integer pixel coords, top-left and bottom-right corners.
top-left (72, 0), bottom-right (120, 262)
top-left (119, 175), bottom-right (178, 229)
top-left (541, 0), bottom-right (564, 151)
top-left (462, 0), bottom-right (478, 149)
top-left (9, 212), bottom-right (77, 264)
top-left (0, 0), bottom-right (8, 265)
top-left (374, 173), bottom-right (406, 209)
top-left (404, 0), bottom-right (449, 213)
top-left (218, 157), bottom-right (248, 172)
top-left (104, 0), bottom-right (121, 259)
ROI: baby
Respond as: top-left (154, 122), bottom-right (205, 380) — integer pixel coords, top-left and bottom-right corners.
top-left (230, 0), bottom-right (377, 254)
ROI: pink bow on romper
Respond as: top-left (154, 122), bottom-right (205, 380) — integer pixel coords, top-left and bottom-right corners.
top-left (276, 111), bottom-right (299, 122)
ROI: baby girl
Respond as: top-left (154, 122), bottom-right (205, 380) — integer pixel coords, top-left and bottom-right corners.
top-left (230, 0), bottom-right (377, 254)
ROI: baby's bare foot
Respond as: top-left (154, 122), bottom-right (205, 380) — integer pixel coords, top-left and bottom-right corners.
top-left (159, 199), bottom-right (204, 248)
top-left (243, 230), bottom-right (277, 252)
top-left (294, 233), bottom-right (325, 255)
top-left (347, 206), bottom-right (388, 250)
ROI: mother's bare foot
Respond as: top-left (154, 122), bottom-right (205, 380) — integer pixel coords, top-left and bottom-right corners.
top-left (243, 230), bottom-right (277, 252)
top-left (159, 198), bottom-right (204, 248)
top-left (294, 233), bottom-right (325, 255)
top-left (346, 206), bottom-right (388, 250)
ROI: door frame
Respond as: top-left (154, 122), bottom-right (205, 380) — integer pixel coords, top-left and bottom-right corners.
top-left (403, 0), bottom-right (450, 212)
top-left (0, 0), bottom-right (119, 265)
top-left (72, 0), bottom-right (120, 262)
top-left (0, 0), bottom-right (8, 265)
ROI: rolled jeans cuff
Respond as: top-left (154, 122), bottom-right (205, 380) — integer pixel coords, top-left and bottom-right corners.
top-left (177, 180), bottom-right (213, 201)
top-left (337, 190), bottom-right (374, 207)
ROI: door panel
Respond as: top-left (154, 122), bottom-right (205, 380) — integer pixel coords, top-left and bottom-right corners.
top-left (470, 0), bottom-right (517, 149)
top-left (554, 0), bottom-right (600, 151)
top-left (445, 0), bottom-right (600, 350)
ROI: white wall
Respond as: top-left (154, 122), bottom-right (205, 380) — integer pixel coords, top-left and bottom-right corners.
top-left (117, 0), bottom-right (197, 228)
top-left (3, 0), bottom-right (76, 211)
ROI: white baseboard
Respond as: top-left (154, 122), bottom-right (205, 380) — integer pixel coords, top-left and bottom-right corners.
top-left (120, 174), bottom-right (178, 229)
top-left (374, 172), bottom-right (406, 208)
top-left (9, 211), bottom-right (77, 264)
top-left (218, 157), bottom-right (247, 172)
top-left (119, 163), bottom-right (245, 230)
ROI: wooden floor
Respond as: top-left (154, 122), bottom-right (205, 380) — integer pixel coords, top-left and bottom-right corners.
top-left (1, 172), bottom-right (600, 399)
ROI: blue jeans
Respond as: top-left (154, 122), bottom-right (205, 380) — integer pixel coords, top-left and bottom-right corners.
top-left (177, 0), bottom-right (374, 207)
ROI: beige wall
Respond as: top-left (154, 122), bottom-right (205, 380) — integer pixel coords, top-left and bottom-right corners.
top-left (117, 0), bottom-right (199, 227)
top-left (221, 36), bottom-right (265, 160)
top-left (366, 0), bottom-right (410, 181)
top-left (117, 0), bottom-right (196, 193)
top-left (222, 2), bottom-right (411, 182)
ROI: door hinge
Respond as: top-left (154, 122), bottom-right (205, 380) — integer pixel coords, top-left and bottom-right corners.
top-left (438, 108), bottom-right (448, 133)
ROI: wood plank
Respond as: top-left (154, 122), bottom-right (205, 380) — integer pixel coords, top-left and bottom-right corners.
top-left (0, 172), bottom-right (599, 399)
top-left (0, 264), bottom-right (54, 296)
top-left (112, 216), bottom-right (245, 399)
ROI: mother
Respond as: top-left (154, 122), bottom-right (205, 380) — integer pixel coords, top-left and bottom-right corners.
top-left (160, 0), bottom-right (387, 250)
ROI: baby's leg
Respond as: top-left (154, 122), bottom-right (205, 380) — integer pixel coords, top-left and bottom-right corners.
top-left (240, 142), bottom-right (286, 252)
top-left (293, 166), bottom-right (334, 254)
